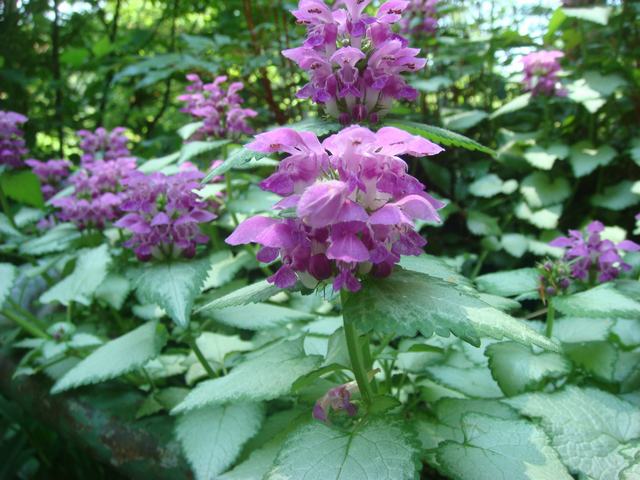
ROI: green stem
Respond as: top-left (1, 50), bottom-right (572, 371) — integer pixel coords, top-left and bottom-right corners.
top-left (189, 336), bottom-right (217, 379)
top-left (1, 309), bottom-right (49, 339)
top-left (545, 299), bottom-right (555, 338)
top-left (341, 291), bottom-right (373, 406)
top-left (225, 173), bottom-right (240, 228)
top-left (0, 183), bottom-right (16, 228)
top-left (471, 250), bottom-right (489, 280)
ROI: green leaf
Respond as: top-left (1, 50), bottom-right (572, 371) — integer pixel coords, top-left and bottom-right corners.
top-left (630, 139), bottom-right (640, 167)
top-left (228, 186), bottom-right (281, 215)
top-left (554, 317), bottom-right (613, 343)
top-left (490, 93), bottom-right (531, 119)
top-left (562, 6), bottom-right (611, 25)
top-left (196, 280), bottom-right (282, 312)
top-left (410, 76), bottom-right (452, 93)
top-left (178, 121), bottom-right (205, 140)
top-left (567, 80), bottom-right (606, 113)
top-left (195, 332), bottom-right (253, 365)
top-left (399, 254), bottom-right (472, 289)
top-left (94, 274), bottom-right (131, 310)
top-left (515, 202), bottom-right (562, 229)
top-left (523, 146), bottom-right (564, 170)
top-left (179, 139), bottom-right (231, 163)
top-left (267, 418), bottom-right (420, 480)
top-left (19, 223), bottom-right (80, 256)
top-left (128, 257), bottom-right (211, 327)
top-left (172, 339), bottom-right (321, 414)
top-left (468, 174), bottom-right (504, 198)
top-left (60, 47), bottom-right (89, 66)
top-left (486, 342), bottom-right (571, 396)
top-left (476, 268), bottom-right (538, 297)
top-left (202, 251), bottom-right (253, 290)
top-left (384, 119), bottom-right (495, 156)
top-left (176, 403), bottom-right (264, 480)
top-left (520, 172), bottom-right (571, 208)
top-left (138, 152), bottom-right (180, 173)
top-left (553, 284), bottom-right (640, 319)
top-left (564, 341), bottom-right (617, 382)
top-left (426, 365), bottom-right (503, 398)
top-left (466, 210), bottom-right (501, 236)
top-left (0, 170), bottom-right (43, 207)
top-left (506, 387), bottom-right (640, 480)
top-left (0, 263), bottom-right (16, 310)
top-left (343, 269), bottom-right (559, 351)
top-left (40, 245), bottom-right (112, 307)
top-left (546, 9), bottom-right (567, 39)
top-left (436, 413), bottom-right (572, 480)
top-left (591, 181), bottom-right (640, 211)
top-left (443, 110), bottom-right (488, 131)
top-left (584, 71), bottom-right (627, 97)
top-left (51, 321), bottom-right (167, 393)
top-left (501, 234), bottom-right (530, 258)
top-left (202, 303), bottom-right (314, 330)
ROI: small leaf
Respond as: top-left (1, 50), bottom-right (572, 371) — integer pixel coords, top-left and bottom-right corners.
top-left (196, 280), bottom-right (282, 312)
top-left (399, 254), bottom-right (472, 288)
top-left (202, 303), bottom-right (314, 330)
top-left (172, 339), bottom-right (321, 414)
top-left (490, 93), bottom-right (531, 119)
top-left (515, 202), bottom-right (562, 229)
top-left (178, 121), bottom-right (205, 140)
top-left (476, 268), bottom-right (539, 297)
top-left (436, 413), bottom-right (573, 480)
top-left (486, 342), bottom-right (571, 396)
top-left (202, 251), bottom-right (253, 290)
top-left (128, 257), bottom-right (211, 327)
top-left (0, 263), bottom-right (16, 309)
top-left (52, 321), bottom-right (167, 393)
top-left (176, 403), bottom-right (264, 480)
top-left (501, 234), bottom-right (529, 258)
top-left (562, 6), bottom-right (611, 25)
top-left (343, 269), bottom-right (559, 351)
top-left (591, 181), bottom-right (640, 211)
top-left (467, 210), bottom-right (501, 236)
top-left (267, 418), bottom-right (420, 480)
top-left (0, 170), bottom-right (44, 207)
top-left (427, 365), bottom-right (503, 398)
top-left (553, 284), bottom-right (640, 319)
top-left (569, 142), bottom-right (617, 177)
top-left (179, 139), bottom-right (231, 163)
top-left (443, 110), bottom-right (488, 131)
top-left (469, 174), bottom-right (505, 198)
top-left (95, 274), bottom-right (131, 310)
top-left (195, 332), bottom-right (253, 365)
top-left (567, 80), bottom-right (606, 113)
top-left (521, 172), bottom-right (571, 208)
top-left (564, 341), bottom-right (618, 382)
top-left (20, 223), bottom-right (80, 256)
top-left (384, 118), bottom-right (495, 156)
top-left (40, 245), bottom-right (112, 307)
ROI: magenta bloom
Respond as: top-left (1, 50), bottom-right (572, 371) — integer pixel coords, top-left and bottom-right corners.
top-left (77, 127), bottom-right (130, 166)
top-left (283, 0), bottom-right (426, 124)
top-left (51, 157), bottom-right (137, 230)
top-left (313, 382), bottom-right (359, 422)
top-left (521, 50), bottom-right (565, 97)
top-left (178, 74), bottom-right (257, 140)
top-left (0, 111), bottom-right (29, 168)
top-left (400, 0), bottom-right (439, 36)
top-left (26, 159), bottom-right (72, 200)
top-left (550, 221), bottom-right (640, 283)
top-left (226, 125), bottom-right (444, 292)
top-left (115, 170), bottom-right (216, 261)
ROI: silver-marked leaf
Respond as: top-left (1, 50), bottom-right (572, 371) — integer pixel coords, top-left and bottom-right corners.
top-left (553, 284), bottom-right (640, 319)
top-left (476, 268), bottom-right (539, 297)
top-left (569, 143), bottom-right (616, 177)
top-left (0, 263), bottom-right (16, 309)
top-left (202, 303), bottom-right (314, 330)
top-left (196, 280), bottom-right (282, 312)
top-left (20, 223), bottom-right (80, 256)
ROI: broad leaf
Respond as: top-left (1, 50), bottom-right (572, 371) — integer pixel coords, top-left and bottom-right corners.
top-left (467, 210), bottom-right (501, 236)
top-left (0, 170), bottom-right (43, 208)
top-left (0, 263), bottom-right (16, 309)
top-left (520, 172), bottom-right (571, 208)
top-left (399, 254), bottom-right (472, 288)
top-left (562, 6), bottom-right (611, 25)
top-left (52, 321), bottom-right (167, 393)
top-left (267, 418), bottom-right (420, 480)
top-left (196, 279), bottom-right (282, 312)
top-left (178, 121), bottom-right (205, 140)
top-left (553, 284), bottom-right (640, 319)
top-left (507, 387), bottom-right (640, 480)
top-left (486, 342), bottom-right (571, 396)
top-left (20, 223), bottom-right (80, 256)
top-left (569, 143), bottom-right (616, 177)
top-left (179, 139), bottom-right (231, 163)
top-left (591, 181), bottom-right (639, 211)
top-left (385, 118), bottom-right (495, 156)
top-left (443, 110), bottom-right (488, 131)
top-left (172, 339), bottom-right (321, 414)
top-left (426, 365), bottom-right (503, 398)
top-left (343, 269), bottom-right (558, 351)
top-left (95, 273), bottom-right (131, 310)
top-left (476, 268), bottom-right (538, 297)
top-left (176, 403), bottom-right (264, 480)
top-left (202, 303), bottom-right (314, 330)
top-left (202, 251), bottom-right (253, 290)
top-left (195, 332), bottom-right (253, 364)
top-left (490, 93), bottom-right (531, 119)
top-left (515, 202), bottom-right (562, 229)
top-left (128, 257), bottom-right (211, 327)
top-left (40, 245), bottom-right (112, 306)
top-left (469, 174), bottom-right (505, 198)
top-left (436, 414), bottom-right (572, 480)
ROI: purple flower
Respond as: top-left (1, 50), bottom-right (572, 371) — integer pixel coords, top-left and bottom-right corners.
top-left (312, 381), bottom-right (359, 422)
top-left (283, 0), bottom-right (426, 123)
top-left (550, 220), bottom-right (640, 283)
top-left (400, 0), bottom-right (439, 37)
top-left (115, 169), bottom-right (217, 261)
top-left (226, 125), bottom-right (444, 292)
top-left (26, 159), bottom-right (72, 200)
top-left (0, 110), bottom-right (29, 168)
top-left (178, 74), bottom-right (257, 140)
top-left (77, 127), bottom-right (130, 166)
top-left (521, 50), bottom-right (566, 97)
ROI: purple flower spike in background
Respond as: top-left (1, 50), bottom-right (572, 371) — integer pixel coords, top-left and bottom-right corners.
top-left (77, 127), bottom-right (130, 165)
top-left (226, 125), bottom-right (444, 292)
top-left (401, 0), bottom-right (439, 37)
top-left (521, 50), bottom-right (566, 97)
top-left (26, 159), bottom-right (72, 200)
top-left (0, 110), bottom-right (29, 169)
top-left (178, 74), bottom-right (257, 140)
top-left (550, 220), bottom-right (640, 283)
top-left (284, 0), bottom-right (426, 124)
top-left (313, 381), bottom-right (359, 423)
top-left (115, 169), bottom-right (217, 261)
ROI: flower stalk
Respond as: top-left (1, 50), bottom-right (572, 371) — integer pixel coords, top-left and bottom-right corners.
top-left (545, 298), bottom-right (555, 338)
top-left (341, 290), bottom-right (373, 407)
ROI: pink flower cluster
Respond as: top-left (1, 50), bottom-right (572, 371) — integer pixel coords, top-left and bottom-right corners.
top-left (521, 50), bottom-right (565, 97)
top-left (400, 0), bottom-right (439, 37)
top-left (178, 74), bottom-right (257, 140)
top-left (313, 381), bottom-right (358, 422)
top-left (550, 221), bottom-right (640, 283)
top-left (77, 127), bottom-right (130, 165)
top-left (25, 159), bottom-right (72, 200)
top-left (284, 0), bottom-right (426, 124)
top-left (115, 169), bottom-right (216, 261)
top-left (226, 125), bottom-right (444, 292)
top-left (0, 111), bottom-right (29, 168)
